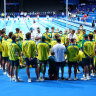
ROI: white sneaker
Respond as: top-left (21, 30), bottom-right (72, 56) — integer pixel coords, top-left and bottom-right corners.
top-left (91, 73), bottom-right (95, 77)
top-left (10, 77), bottom-right (15, 82)
top-left (39, 78), bottom-right (44, 82)
top-left (7, 74), bottom-right (11, 78)
top-left (67, 78), bottom-right (72, 81)
top-left (87, 76), bottom-right (91, 80)
top-left (15, 75), bottom-right (20, 79)
top-left (77, 70), bottom-right (81, 74)
top-left (81, 77), bottom-right (88, 81)
top-left (3, 72), bottom-right (6, 75)
top-left (0, 65), bottom-right (2, 69)
top-left (83, 74), bottom-right (85, 77)
top-left (15, 79), bottom-right (23, 82)
top-left (36, 79), bottom-right (40, 82)
top-left (28, 78), bottom-right (32, 83)
top-left (36, 77), bottom-right (44, 82)
top-left (74, 77), bottom-right (78, 81)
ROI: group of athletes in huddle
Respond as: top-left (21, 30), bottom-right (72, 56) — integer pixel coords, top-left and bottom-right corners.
top-left (0, 25), bottom-right (96, 82)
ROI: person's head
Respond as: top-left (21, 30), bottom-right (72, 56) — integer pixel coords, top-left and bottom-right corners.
top-left (65, 29), bottom-right (68, 34)
top-left (83, 34), bottom-right (88, 40)
top-left (12, 35), bottom-right (16, 42)
top-left (1, 31), bottom-right (5, 37)
top-left (56, 28), bottom-right (59, 32)
top-left (51, 27), bottom-right (55, 32)
top-left (20, 31), bottom-right (22, 34)
top-left (51, 52), bottom-right (55, 56)
top-left (37, 27), bottom-right (40, 33)
top-left (4, 35), bottom-right (8, 40)
top-left (69, 29), bottom-right (72, 33)
top-left (72, 30), bottom-right (75, 35)
top-left (83, 30), bottom-right (86, 35)
top-left (8, 32), bottom-right (13, 38)
top-left (77, 29), bottom-right (80, 34)
top-left (94, 30), bottom-right (96, 34)
top-left (88, 34), bottom-right (93, 40)
top-left (80, 24), bottom-right (83, 29)
top-left (2, 28), bottom-right (6, 33)
top-left (30, 27), bottom-right (33, 33)
top-left (57, 38), bottom-right (61, 44)
top-left (54, 34), bottom-right (60, 40)
top-left (16, 28), bottom-right (20, 33)
top-left (59, 31), bottom-right (62, 35)
top-left (26, 32), bottom-right (31, 40)
top-left (41, 36), bottom-right (46, 42)
top-left (70, 39), bottom-right (75, 44)
top-left (46, 27), bottom-right (49, 32)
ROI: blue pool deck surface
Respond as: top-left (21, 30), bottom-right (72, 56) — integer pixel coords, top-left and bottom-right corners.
top-left (0, 17), bottom-right (96, 96)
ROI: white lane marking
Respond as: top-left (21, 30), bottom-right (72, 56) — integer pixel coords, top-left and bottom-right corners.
top-left (9, 20), bottom-right (14, 32)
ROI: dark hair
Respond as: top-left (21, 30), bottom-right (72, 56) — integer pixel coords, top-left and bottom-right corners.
top-left (46, 27), bottom-right (49, 30)
top-left (55, 34), bottom-right (59, 39)
top-left (5, 36), bottom-right (8, 40)
top-left (51, 52), bottom-right (55, 56)
top-left (1, 31), bottom-right (5, 34)
top-left (83, 30), bottom-right (85, 32)
top-left (70, 39), bottom-right (74, 43)
top-left (84, 35), bottom-right (88, 40)
top-left (26, 32), bottom-right (31, 40)
top-left (8, 32), bottom-right (13, 38)
top-left (59, 31), bottom-right (62, 33)
top-left (80, 24), bottom-right (83, 26)
top-left (0, 30), bottom-right (2, 35)
top-left (2, 28), bottom-right (6, 32)
top-left (94, 30), bottom-right (96, 33)
top-left (16, 28), bottom-right (20, 33)
top-left (57, 38), bottom-right (61, 43)
top-left (41, 36), bottom-right (46, 42)
top-left (12, 35), bottom-right (16, 41)
top-left (72, 30), bottom-right (75, 33)
top-left (88, 34), bottom-right (93, 40)
top-left (51, 27), bottom-right (55, 29)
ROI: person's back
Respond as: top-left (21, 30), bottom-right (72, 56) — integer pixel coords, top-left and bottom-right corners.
top-left (78, 50), bottom-right (85, 62)
top-left (67, 39), bottom-right (79, 80)
top-left (67, 44), bottom-right (79, 62)
top-left (83, 40), bottom-right (95, 58)
top-left (7, 38), bottom-right (12, 43)
top-left (37, 36), bottom-right (49, 80)
top-left (2, 39), bottom-right (8, 58)
top-left (51, 39), bottom-right (57, 48)
top-left (61, 34), bottom-right (68, 46)
top-left (52, 43), bottom-right (66, 62)
top-left (37, 42), bottom-right (49, 61)
top-left (52, 39), bottom-right (66, 79)
top-left (8, 42), bottom-right (21, 61)
top-left (9, 35), bottom-right (22, 82)
top-left (51, 34), bottom-right (59, 48)
top-left (22, 40), bottom-right (36, 59)
top-left (48, 53), bottom-right (56, 80)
